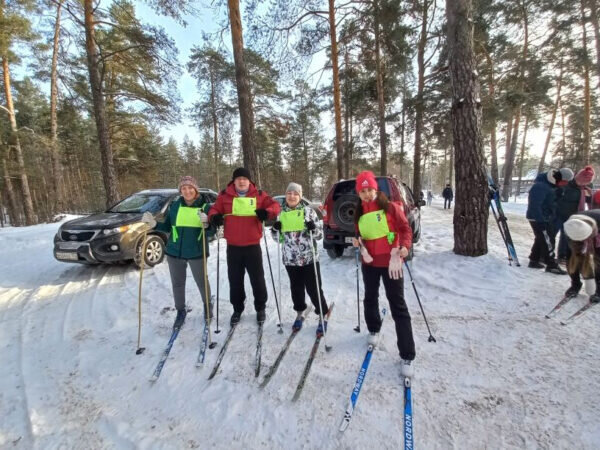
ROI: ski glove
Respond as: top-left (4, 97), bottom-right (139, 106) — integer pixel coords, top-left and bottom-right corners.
top-left (584, 278), bottom-right (596, 296)
top-left (210, 214), bottom-right (224, 227)
top-left (197, 210), bottom-right (210, 228)
top-left (272, 221), bottom-right (282, 231)
top-left (388, 247), bottom-right (404, 280)
top-left (141, 211), bottom-right (156, 229)
top-left (255, 208), bottom-right (269, 221)
top-left (305, 220), bottom-right (316, 231)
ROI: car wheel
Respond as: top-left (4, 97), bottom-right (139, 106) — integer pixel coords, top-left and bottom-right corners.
top-left (134, 235), bottom-right (165, 268)
top-left (326, 245), bottom-right (345, 259)
top-left (333, 194), bottom-right (359, 232)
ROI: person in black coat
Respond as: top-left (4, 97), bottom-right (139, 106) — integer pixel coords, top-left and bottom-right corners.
top-left (525, 170), bottom-right (566, 274)
top-left (442, 184), bottom-right (453, 209)
top-left (562, 211), bottom-right (600, 303)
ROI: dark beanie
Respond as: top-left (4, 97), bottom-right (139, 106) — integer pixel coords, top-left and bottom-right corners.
top-left (232, 167), bottom-right (252, 181)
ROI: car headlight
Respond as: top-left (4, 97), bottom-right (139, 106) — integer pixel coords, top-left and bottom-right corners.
top-left (103, 225), bottom-right (131, 235)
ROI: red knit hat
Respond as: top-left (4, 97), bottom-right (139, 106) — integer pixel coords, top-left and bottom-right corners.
top-left (575, 166), bottom-right (595, 186)
top-left (356, 171), bottom-right (378, 193)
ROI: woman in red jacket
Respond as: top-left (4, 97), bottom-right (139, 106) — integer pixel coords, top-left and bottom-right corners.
top-left (353, 171), bottom-right (416, 377)
top-left (208, 167), bottom-right (280, 326)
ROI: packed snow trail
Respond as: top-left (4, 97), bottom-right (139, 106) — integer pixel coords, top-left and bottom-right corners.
top-left (0, 204), bottom-right (599, 449)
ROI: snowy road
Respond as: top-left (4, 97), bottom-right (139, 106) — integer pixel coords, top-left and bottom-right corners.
top-left (1, 202), bottom-right (598, 449)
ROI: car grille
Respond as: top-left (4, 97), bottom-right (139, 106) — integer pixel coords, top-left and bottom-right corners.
top-left (61, 230), bottom-right (97, 242)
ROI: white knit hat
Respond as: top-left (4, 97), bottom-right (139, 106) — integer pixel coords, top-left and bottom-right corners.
top-left (564, 215), bottom-right (596, 241)
top-left (559, 168), bottom-right (574, 182)
top-left (286, 182), bottom-right (303, 197)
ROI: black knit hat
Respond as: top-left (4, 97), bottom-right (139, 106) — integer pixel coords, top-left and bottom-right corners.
top-left (232, 167), bottom-right (252, 182)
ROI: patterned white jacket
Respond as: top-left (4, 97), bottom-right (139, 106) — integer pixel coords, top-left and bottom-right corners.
top-left (271, 204), bottom-right (322, 266)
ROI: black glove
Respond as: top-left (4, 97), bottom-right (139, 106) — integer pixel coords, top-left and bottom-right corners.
top-left (272, 221), bottom-right (282, 231)
top-left (305, 220), bottom-right (316, 231)
top-left (210, 214), bottom-right (224, 227)
top-left (255, 209), bottom-right (268, 221)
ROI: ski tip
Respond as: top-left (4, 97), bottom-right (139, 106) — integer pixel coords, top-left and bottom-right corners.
top-left (209, 342), bottom-right (218, 349)
top-left (544, 314), bottom-right (551, 319)
top-left (339, 420), bottom-right (350, 432)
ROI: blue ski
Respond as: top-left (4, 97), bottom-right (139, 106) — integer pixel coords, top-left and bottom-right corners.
top-left (150, 326), bottom-right (181, 382)
top-left (339, 308), bottom-right (387, 431)
top-left (404, 377), bottom-right (413, 450)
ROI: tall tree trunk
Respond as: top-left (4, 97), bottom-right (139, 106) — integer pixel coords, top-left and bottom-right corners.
top-left (449, 144), bottom-right (454, 187)
top-left (50, 0), bottom-right (64, 213)
top-left (501, 6), bottom-right (528, 201)
top-left (446, 0), bottom-right (488, 256)
top-left (227, 0), bottom-right (259, 185)
top-left (515, 115), bottom-right (529, 200)
top-left (328, 0), bottom-right (344, 179)
top-left (2, 56), bottom-right (36, 225)
top-left (343, 45), bottom-right (351, 179)
top-left (399, 74), bottom-right (407, 180)
top-left (413, 0), bottom-right (428, 196)
top-left (2, 155), bottom-right (20, 225)
top-left (483, 48), bottom-right (499, 185)
top-left (502, 111), bottom-right (521, 200)
top-left (589, 0), bottom-right (600, 86)
top-left (209, 67), bottom-right (220, 190)
top-left (581, 0), bottom-right (591, 166)
top-left (84, 0), bottom-right (120, 207)
top-left (538, 62), bottom-right (563, 173)
top-left (374, 0), bottom-right (387, 175)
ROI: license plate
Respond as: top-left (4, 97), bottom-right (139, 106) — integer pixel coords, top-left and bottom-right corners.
top-left (59, 241), bottom-right (82, 250)
top-left (344, 237), bottom-right (354, 244)
top-left (56, 252), bottom-right (79, 261)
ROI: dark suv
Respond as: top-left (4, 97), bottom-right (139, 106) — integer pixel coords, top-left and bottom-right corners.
top-left (321, 176), bottom-right (423, 259)
top-left (53, 188), bottom-right (217, 267)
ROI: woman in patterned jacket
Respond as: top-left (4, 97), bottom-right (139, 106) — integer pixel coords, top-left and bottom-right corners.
top-left (272, 182), bottom-right (329, 335)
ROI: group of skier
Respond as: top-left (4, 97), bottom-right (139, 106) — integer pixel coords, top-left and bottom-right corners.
top-left (526, 166), bottom-right (600, 303)
top-left (143, 168), bottom-right (416, 378)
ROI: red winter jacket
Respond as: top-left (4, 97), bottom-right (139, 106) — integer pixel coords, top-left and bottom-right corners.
top-left (356, 200), bottom-right (412, 267)
top-left (208, 182), bottom-right (280, 246)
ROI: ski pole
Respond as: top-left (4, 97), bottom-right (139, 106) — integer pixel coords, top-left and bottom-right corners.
top-left (215, 226), bottom-right (221, 334)
top-left (354, 245), bottom-right (361, 333)
top-left (263, 222), bottom-right (283, 333)
top-left (403, 261), bottom-right (436, 343)
top-left (201, 226), bottom-right (217, 349)
top-left (136, 231), bottom-right (148, 355)
top-left (309, 229), bottom-right (331, 351)
top-left (277, 230), bottom-right (282, 307)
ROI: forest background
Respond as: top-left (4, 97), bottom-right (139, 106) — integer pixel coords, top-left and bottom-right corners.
top-left (1, 0), bottom-right (598, 230)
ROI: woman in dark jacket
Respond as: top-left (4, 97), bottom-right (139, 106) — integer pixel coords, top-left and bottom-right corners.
top-left (563, 210), bottom-right (600, 303)
top-left (525, 170), bottom-right (565, 274)
top-left (152, 176), bottom-right (215, 329)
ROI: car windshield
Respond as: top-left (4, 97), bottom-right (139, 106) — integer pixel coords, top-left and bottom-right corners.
top-left (333, 178), bottom-right (390, 200)
top-left (108, 193), bottom-right (169, 213)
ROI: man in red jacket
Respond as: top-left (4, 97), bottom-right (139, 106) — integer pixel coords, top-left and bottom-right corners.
top-left (208, 168), bottom-right (281, 325)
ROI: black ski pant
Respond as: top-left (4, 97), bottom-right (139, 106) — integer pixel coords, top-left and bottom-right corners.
top-left (444, 198), bottom-right (452, 209)
top-left (227, 244), bottom-right (268, 313)
top-left (362, 264), bottom-right (416, 360)
top-left (285, 262), bottom-right (329, 316)
top-left (528, 221), bottom-right (557, 265)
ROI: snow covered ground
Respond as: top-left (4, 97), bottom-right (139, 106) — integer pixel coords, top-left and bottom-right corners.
top-left (1, 200), bottom-right (598, 449)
